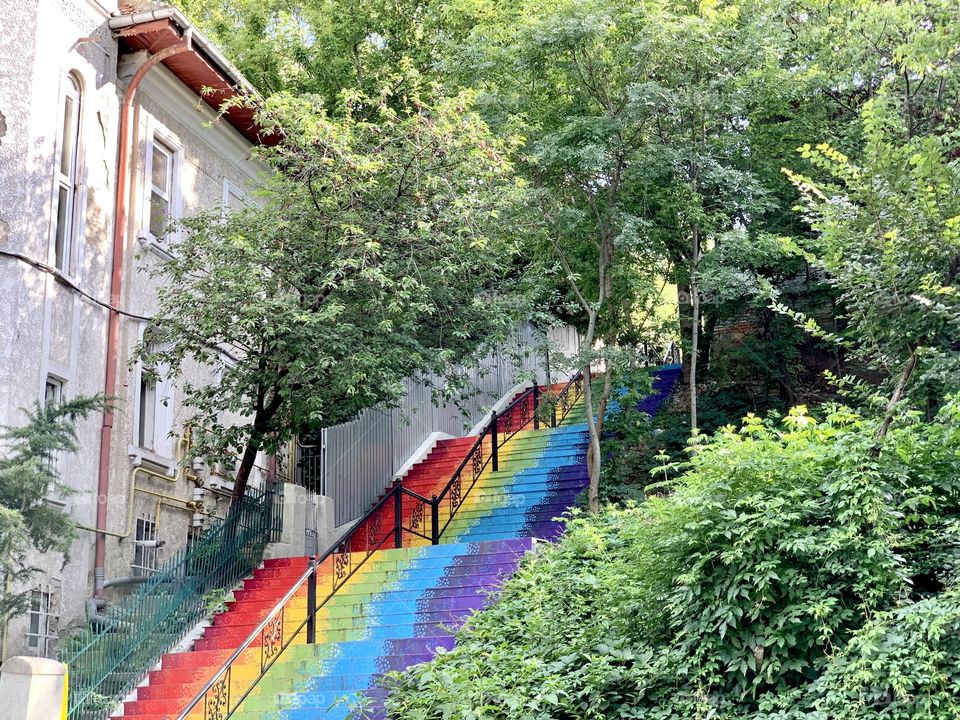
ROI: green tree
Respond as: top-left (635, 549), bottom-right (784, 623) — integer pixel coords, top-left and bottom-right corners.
top-left (782, 93), bottom-right (960, 439)
top-left (0, 395), bottom-right (103, 619)
top-left (173, 0), bottom-right (437, 102)
top-left (142, 83), bottom-right (530, 501)
top-left (435, 0), bottom-right (780, 505)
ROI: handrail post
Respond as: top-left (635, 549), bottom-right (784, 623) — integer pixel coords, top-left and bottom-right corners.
top-left (306, 556), bottom-right (317, 645)
top-left (490, 413), bottom-right (499, 472)
top-left (394, 483), bottom-right (403, 549)
top-left (430, 496), bottom-right (439, 545)
top-left (533, 384), bottom-right (540, 430)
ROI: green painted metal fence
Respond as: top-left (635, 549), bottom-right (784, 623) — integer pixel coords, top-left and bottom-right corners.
top-left (61, 485), bottom-right (282, 720)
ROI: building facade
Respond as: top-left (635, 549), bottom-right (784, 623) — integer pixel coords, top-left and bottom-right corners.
top-left (0, 0), bottom-right (268, 660)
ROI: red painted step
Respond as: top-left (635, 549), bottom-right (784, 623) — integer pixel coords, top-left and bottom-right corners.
top-left (111, 556), bottom-right (311, 720)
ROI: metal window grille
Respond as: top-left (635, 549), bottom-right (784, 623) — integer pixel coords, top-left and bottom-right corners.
top-left (26, 581), bottom-right (61, 658)
top-left (132, 514), bottom-right (158, 577)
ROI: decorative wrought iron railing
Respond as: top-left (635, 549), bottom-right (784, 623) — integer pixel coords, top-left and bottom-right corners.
top-left (175, 372), bottom-right (586, 720)
top-left (62, 484), bottom-right (282, 720)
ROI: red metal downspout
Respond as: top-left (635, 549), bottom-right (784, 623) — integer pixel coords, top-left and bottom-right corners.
top-left (94, 33), bottom-right (193, 597)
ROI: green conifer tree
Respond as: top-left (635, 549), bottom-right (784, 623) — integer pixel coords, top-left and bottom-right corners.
top-left (0, 395), bottom-right (103, 619)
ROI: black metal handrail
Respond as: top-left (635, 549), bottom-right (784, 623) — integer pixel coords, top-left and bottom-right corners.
top-left (176, 373), bottom-right (585, 720)
top-left (174, 482), bottom-right (431, 720)
top-left (553, 370), bottom-right (585, 427)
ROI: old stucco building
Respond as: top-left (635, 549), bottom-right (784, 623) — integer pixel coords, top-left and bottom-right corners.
top-left (0, 0), bottom-right (270, 660)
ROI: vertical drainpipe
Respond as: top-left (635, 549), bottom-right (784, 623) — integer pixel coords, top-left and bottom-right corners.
top-left (93, 32), bottom-right (193, 597)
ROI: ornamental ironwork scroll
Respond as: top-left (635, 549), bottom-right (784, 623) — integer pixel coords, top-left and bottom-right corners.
top-left (450, 473), bottom-right (462, 512)
top-left (520, 395), bottom-right (532, 427)
top-left (205, 672), bottom-right (230, 720)
top-left (410, 501), bottom-right (424, 531)
top-left (333, 542), bottom-right (349, 583)
top-left (471, 443), bottom-right (483, 482)
top-left (262, 611), bottom-right (283, 665)
top-left (366, 508), bottom-right (382, 550)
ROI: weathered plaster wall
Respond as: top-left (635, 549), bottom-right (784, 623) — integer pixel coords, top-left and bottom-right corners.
top-left (98, 62), bottom-right (269, 612)
top-left (0, 0), bottom-right (121, 659)
top-left (0, 0), bottom-right (270, 659)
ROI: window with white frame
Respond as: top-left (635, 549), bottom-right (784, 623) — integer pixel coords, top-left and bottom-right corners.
top-left (146, 133), bottom-right (180, 240)
top-left (26, 582), bottom-right (60, 658)
top-left (134, 328), bottom-right (175, 457)
top-left (222, 180), bottom-right (245, 215)
top-left (43, 377), bottom-right (65, 473)
top-left (44, 376), bottom-right (63, 407)
top-left (132, 514), bottom-right (159, 577)
top-left (53, 74), bottom-right (82, 273)
top-left (137, 365), bottom-right (156, 449)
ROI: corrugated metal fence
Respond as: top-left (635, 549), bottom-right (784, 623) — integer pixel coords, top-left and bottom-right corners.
top-left (314, 324), bottom-right (580, 525)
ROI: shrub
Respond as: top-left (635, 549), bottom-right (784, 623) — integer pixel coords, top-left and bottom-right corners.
top-left (809, 585), bottom-right (960, 720)
top-left (599, 382), bottom-right (782, 505)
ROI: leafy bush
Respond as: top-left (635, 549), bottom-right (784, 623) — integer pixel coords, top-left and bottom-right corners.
top-left (810, 585), bottom-right (960, 719)
top-left (383, 400), bottom-right (960, 719)
top-left (599, 383), bottom-right (779, 504)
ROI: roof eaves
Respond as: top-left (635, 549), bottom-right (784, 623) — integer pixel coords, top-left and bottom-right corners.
top-left (108, 7), bottom-right (260, 100)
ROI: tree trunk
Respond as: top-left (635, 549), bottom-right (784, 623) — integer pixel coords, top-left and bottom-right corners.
top-left (232, 436), bottom-right (260, 503)
top-left (875, 347), bottom-right (918, 442)
top-left (232, 403), bottom-right (278, 503)
top-left (595, 369), bottom-right (615, 439)
top-left (584, 364), bottom-right (603, 513)
top-left (689, 225), bottom-right (701, 433)
top-left (586, 367), bottom-right (616, 508)
top-left (690, 292), bottom-right (699, 432)
top-left (678, 280), bottom-right (693, 384)
top-left (699, 313), bottom-right (717, 378)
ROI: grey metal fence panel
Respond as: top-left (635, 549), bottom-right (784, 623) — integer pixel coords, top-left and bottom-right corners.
top-left (323, 323), bottom-right (580, 524)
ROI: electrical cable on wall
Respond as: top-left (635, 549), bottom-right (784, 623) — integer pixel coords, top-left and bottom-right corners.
top-left (0, 248), bottom-right (153, 321)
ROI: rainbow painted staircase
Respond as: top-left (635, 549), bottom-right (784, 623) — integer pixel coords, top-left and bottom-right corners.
top-left (112, 367), bottom-right (680, 720)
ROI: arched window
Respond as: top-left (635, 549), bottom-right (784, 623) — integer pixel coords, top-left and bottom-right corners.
top-left (53, 74), bottom-right (82, 273)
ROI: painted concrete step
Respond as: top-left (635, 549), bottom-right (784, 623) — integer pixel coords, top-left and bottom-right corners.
top-left (118, 386), bottom-right (625, 720)
top-left (400, 466), bottom-right (583, 489)
top-left (408, 444), bottom-right (586, 471)
top-left (215, 372), bottom-right (676, 720)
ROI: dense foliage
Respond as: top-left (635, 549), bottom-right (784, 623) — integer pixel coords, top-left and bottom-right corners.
top-left (143, 86), bottom-right (530, 498)
top-left (142, 0), bottom-right (960, 715)
top-left (384, 401), bottom-right (960, 719)
top-left (781, 94), bottom-right (960, 436)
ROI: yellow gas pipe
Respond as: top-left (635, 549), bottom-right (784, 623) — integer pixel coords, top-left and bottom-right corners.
top-left (76, 427), bottom-right (219, 538)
